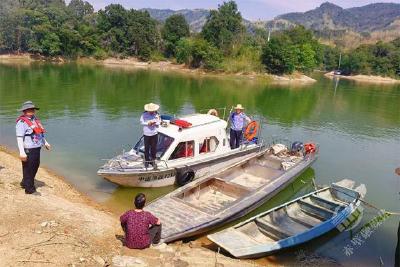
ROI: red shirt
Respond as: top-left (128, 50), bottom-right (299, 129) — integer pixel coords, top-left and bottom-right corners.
top-left (120, 210), bottom-right (158, 249)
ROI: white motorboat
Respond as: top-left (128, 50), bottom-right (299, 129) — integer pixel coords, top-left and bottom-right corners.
top-left (97, 113), bottom-right (264, 187)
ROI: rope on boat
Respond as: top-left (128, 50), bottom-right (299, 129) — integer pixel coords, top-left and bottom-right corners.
top-left (357, 198), bottom-right (400, 216)
top-left (332, 185), bottom-right (400, 216)
top-left (310, 178), bottom-right (400, 216)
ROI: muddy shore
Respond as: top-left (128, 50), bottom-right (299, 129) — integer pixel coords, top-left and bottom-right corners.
top-left (324, 71), bottom-right (400, 84)
top-left (0, 146), bottom-right (262, 266)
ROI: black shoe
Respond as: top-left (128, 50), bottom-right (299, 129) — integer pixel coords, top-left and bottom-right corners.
top-left (20, 182), bottom-right (25, 189)
top-left (25, 188), bottom-right (37, 194)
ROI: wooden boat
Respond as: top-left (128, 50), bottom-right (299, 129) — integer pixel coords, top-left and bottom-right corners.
top-left (207, 179), bottom-right (366, 258)
top-left (145, 143), bottom-right (318, 242)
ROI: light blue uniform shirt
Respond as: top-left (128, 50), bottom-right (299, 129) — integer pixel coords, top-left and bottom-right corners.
top-left (230, 112), bottom-right (250, 131)
top-left (140, 112), bottom-right (161, 136)
top-left (16, 117), bottom-right (45, 149)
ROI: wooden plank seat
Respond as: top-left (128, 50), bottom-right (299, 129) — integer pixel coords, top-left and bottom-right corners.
top-left (255, 217), bottom-right (292, 240)
top-left (310, 194), bottom-right (345, 211)
top-left (298, 199), bottom-right (335, 221)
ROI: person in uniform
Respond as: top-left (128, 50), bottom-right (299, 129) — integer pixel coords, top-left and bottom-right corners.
top-left (229, 104), bottom-right (251, 149)
top-left (140, 103), bottom-right (161, 169)
top-left (16, 101), bottom-right (51, 194)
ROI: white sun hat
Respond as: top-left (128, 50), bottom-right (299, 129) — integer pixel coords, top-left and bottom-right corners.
top-left (234, 104), bottom-right (245, 110)
top-left (144, 103), bottom-right (160, 112)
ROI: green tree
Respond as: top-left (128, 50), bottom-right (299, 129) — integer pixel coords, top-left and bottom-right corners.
top-left (261, 37), bottom-right (296, 75)
top-left (176, 37), bottom-right (222, 70)
top-left (97, 5), bottom-right (159, 60)
top-left (296, 43), bottom-right (317, 73)
top-left (201, 1), bottom-right (244, 54)
top-left (161, 14), bottom-right (190, 57)
top-left (322, 45), bottom-right (341, 71)
top-left (67, 0), bottom-right (93, 18)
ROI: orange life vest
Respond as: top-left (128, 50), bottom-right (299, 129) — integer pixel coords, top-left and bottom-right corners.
top-left (16, 115), bottom-right (46, 134)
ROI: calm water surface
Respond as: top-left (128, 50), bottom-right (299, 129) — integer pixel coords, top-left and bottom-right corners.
top-left (0, 63), bottom-right (399, 266)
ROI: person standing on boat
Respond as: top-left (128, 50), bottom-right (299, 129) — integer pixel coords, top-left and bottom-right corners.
top-left (140, 103), bottom-right (161, 168)
top-left (16, 101), bottom-right (51, 194)
top-left (120, 193), bottom-right (162, 249)
top-left (229, 104), bottom-right (251, 149)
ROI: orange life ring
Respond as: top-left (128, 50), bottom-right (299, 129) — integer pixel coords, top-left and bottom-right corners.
top-left (244, 121), bottom-right (259, 141)
top-left (304, 143), bottom-right (316, 154)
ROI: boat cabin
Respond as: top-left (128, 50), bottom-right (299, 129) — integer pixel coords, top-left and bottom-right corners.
top-left (133, 114), bottom-right (235, 164)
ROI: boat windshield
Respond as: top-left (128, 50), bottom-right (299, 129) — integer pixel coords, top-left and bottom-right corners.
top-left (133, 133), bottom-right (174, 159)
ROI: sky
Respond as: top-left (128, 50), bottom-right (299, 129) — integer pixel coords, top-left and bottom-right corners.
top-left (77, 0), bottom-right (400, 20)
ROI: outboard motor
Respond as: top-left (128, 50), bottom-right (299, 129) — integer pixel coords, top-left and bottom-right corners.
top-left (291, 141), bottom-right (304, 154)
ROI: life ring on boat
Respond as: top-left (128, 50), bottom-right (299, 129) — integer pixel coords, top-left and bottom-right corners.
top-left (244, 121), bottom-right (259, 141)
top-left (207, 109), bottom-right (219, 117)
top-left (175, 168), bottom-right (195, 186)
top-left (304, 143), bottom-right (316, 154)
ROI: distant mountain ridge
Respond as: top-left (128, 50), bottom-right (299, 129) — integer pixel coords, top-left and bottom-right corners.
top-left (276, 2), bottom-right (400, 32)
top-left (143, 2), bottom-right (400, 42)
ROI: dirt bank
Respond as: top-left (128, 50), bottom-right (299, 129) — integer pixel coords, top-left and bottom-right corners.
top-left (0, 147), bottom-right (262, 267)
top-left (0, 53), bottom-right (316, 85)
top-left (324, 71), bottom-right (400, 84)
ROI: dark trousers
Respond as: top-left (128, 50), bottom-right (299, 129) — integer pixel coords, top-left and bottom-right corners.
top-left (144, 134), bottom-right (158, 165)
top-left (121, 223), bottom-right (162, 246)
top-left (149, 224), bottom-right (162, 244)
top-left (21, 147), bottom-right (41, 193)
top-left (230, 129), bottom-right (243, 149)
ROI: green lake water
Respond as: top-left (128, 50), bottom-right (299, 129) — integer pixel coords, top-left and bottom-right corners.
top-left (0, 63), bottom-right (399, 266)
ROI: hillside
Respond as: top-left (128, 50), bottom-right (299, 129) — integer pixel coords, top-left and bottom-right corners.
top-left (143, 2), bottom-right (400, 46)
top-left (141, 8), bottom-right (210, 32)
top-left (277, 2), bottom-right (400, 32)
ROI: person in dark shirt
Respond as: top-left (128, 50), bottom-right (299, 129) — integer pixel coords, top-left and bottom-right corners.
top-left (120, 193), bottom-right (162, 249)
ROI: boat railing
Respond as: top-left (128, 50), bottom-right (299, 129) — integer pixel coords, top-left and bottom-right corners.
top-left (106, 159), bottom-right (170, 170)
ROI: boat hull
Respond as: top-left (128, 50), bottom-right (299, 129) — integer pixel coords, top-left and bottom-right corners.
top-left (207, 181), bottom-right (364, 258)
top-left (98, 145), bottom-right (263, 187)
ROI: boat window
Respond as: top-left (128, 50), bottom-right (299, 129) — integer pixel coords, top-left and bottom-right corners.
top-left (133, 133), bottom-right (174, 158)
top-left (199, 137), bottom-right (219, 154)
top-left (170, 141), bottom-right (195, 160)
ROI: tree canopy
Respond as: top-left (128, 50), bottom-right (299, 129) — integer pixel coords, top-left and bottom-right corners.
top-left (201, 1), bottom-right (244, 54)
top-left (0, 0), bottom-right (398, 77)
top-left (162, 14), bottom-right (190, 57)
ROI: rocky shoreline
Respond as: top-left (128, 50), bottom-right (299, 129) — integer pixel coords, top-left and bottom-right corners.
top-left (0, 146), bottom-right (261, 266)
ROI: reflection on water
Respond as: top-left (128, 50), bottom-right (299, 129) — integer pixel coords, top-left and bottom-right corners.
top-left (0, 63), bottom-right (399, 266)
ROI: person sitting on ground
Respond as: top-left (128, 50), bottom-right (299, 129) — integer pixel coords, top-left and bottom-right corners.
top-left (120, 193), bottom-right (162, 249)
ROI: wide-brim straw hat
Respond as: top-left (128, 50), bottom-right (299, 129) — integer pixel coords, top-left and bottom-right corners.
top-left (234, 104), bottom-right (245, 110)
top-left (18, 101), bottom-right (40, 112)
top-left (144, 103), bottom-right (160, 112)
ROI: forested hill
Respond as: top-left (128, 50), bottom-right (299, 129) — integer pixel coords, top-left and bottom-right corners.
top-left (145, 2), bottom-right (400, 38)
top-left (141, 8), bottom-right (209, 32)
top-left (277, 2), bottom-right (400, 32)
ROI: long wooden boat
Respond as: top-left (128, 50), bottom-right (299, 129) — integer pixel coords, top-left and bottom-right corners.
top-left (145, 143), bottom-right (318, 242)
top-left (207, 179), bottom-right (366, 258)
